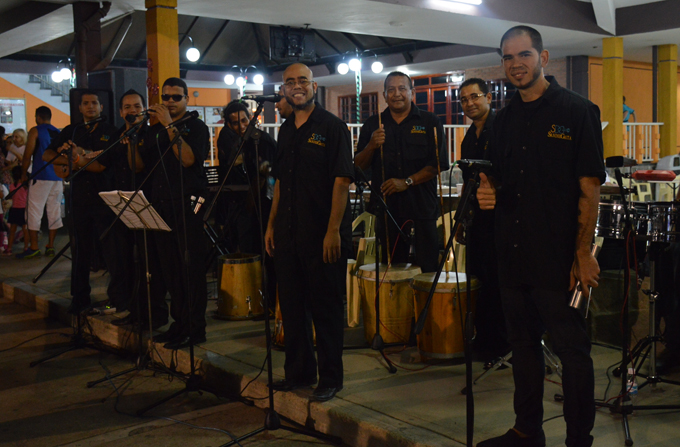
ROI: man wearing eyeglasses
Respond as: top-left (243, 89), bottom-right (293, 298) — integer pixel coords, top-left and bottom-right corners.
top-left (457, 78), bottom-right (510, 368)
top-left (354, 71), bottom-right (448, 273)
top-left (265, 63), bottom-right (354, 402)
top-left (129, 77), bottom-right (209, 350)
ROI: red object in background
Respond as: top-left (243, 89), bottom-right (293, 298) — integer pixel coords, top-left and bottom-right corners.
top-left (631, 170), bottom-right (677, 182)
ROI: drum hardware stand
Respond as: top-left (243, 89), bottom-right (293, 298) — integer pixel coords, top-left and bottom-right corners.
top-left (354, 167), bottom-right (412, 374)
top-left (216, 101), bottom-right (341, 447)
top-left (414, 159), bottom-right (489, 447)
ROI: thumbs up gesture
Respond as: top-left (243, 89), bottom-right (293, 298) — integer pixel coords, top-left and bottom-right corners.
top-left (476, 173), bottom-right (496, 210)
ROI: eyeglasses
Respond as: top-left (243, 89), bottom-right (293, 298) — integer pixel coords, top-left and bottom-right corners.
top-left (459, 93), bottom-right (486, 105)
top-left (283, 79), bottom-right (312, 88)
top-left (161, 94), bottom-right (186, 102)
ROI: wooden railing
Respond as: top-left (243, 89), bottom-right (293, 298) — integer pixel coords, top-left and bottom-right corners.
top-left (624, 123), bottom-right (663, 163)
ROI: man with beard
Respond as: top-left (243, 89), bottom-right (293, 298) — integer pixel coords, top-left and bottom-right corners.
top-left (128, 78), bottom-right (209, 350)
top-left (265, 63), bottom-right (353, 402)
top-left (42, 91), bottom-right (120, 313)
top-left (354, 71), bottom-right (448, 273)
top-left (457, 78), bottom-right (509, 366)
top-left (476, 26), bottom-right (605, 447)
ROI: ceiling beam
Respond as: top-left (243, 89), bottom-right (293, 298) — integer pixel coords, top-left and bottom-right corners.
top-left (342, 32), bottom-right (365, 52)
top-left (591, 0), bottom-right (616, 34)
top-left (179, 16), bottom-right (199, 46)
top-left (198, 19), bottom-right (229, 64)
top-left (251, 23), bottom-right (269, 70)
top-left (313, 29), bottom-right (342, 56)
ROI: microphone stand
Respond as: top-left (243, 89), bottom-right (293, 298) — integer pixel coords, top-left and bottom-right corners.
top-left (413, 169), bottom-right (482, 447)
top-left (353, 168), bottom-right (411, 373)
top-left (218, 100), bottom-right (341, 446)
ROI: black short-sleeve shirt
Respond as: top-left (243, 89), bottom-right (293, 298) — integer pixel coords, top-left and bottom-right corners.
top-left (489, 79), bottom-right (606, 290)
top-left (461, 110), bottom-right (496, 236)
top-left (141, 114), bottom-right (209, 215)
top-left (272, 103), bottom-right (354, 257)
top-left (98, 125), bottom-right (149, 191)
top-left (356, 104), bottom-right (449, 220)
top-left (48, 121), bottom-right (117, 207)
top-left (216, 125), bottom-right (276, 187)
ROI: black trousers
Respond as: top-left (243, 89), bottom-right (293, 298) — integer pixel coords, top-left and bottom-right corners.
top-left (153, 208), bottom-right (207, 337)
top-left (468, 230), bottom-right (509, 357)
top-left (663, 243), bottom-right (680, 351)
top-left (275, 249), bottom-right (346, 388)
top-left (70, 204), bottom-right (128, 307)
top-left (501, 285), bottom-right (595, 447)
top-left (377, 217), bottom-right (438, 273)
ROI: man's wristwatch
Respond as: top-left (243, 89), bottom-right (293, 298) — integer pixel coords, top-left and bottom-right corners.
top-left (405, 177), bottom-right (414, 187)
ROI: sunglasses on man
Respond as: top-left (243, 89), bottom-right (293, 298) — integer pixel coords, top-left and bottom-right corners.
top-left (161, 94), bottom-right (186, 102)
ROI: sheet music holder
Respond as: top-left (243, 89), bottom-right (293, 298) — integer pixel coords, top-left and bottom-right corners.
top-left (99, 190), bottom-right (171, 232)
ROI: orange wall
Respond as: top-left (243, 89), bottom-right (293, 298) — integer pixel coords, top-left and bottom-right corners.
top-left (185, 87), bottom-right (232, 107)
top-left (0, 77), bottom-right (70, 129)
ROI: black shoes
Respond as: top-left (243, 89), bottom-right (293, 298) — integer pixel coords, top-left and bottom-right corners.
top-left (477, 429), bottom-right (546, 447)
top-left (111, 314), bottom-right (136, 326)
top-left (163, 335), bottom-right (207, 350)
top-left (153, 330), bottom-right (181, 344)
top-left (269, 378), bottom-right (317, 391)
top-left (309, 386), bottom-right (343, 402)
top-left (67, 299), bottom-right (91, 315)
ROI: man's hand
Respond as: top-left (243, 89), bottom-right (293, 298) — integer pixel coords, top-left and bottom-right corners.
top-left (265, 226), bottom-right (275, 257)
top-left (570, 253), bottom-right (600, 299)
top-left (368, 125), bottom-right (385, 150)
top-left (323, 230), bottom-right (341, 263)
top-left (454, 224), bottom-right (466, 245)
top-left (381, 178), bottom-right (408, 196)
top-left (476, 173), bottom-right (496, 210)
top-left (148, 104), bottom-right (172, 127)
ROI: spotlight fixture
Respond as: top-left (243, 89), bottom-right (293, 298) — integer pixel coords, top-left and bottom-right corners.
top-left (253, 74), bottom-right (264, 85)
top-left (224, 74), bottom-right (235, 85)
top-left (59, 67), bottom-right (72, 80)
top-left (371, 61), bottom-right (383, 74)
top-left (51, 70), bottom-right (63, 83)
top-left (337, 62), bottom-right (349, 75)
top-left (236, 76), bottom-right (246, 87)
top-left (348, 58), bottom-right (362, 72)
top-left (185, 36), bottom-right (200, 62)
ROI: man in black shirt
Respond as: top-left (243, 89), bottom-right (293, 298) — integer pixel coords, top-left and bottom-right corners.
top-left (355, 71), bottom-right (448, 273)
top-left (457, 78), bottom-right (509, 365)
top-left (216, 99), bottom-right (276, 254)
top-left (43, 91), bottom-right (121, 315)
top-left (265, 63), bottom-right (353, 402)
top-left (477, 27), bottom-right (605, 447)
top-left (129, 77), bottom-right (209, 350)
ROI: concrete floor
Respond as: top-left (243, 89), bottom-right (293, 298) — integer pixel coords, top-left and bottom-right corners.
top-left (1, 230), bottom-right (680, 446)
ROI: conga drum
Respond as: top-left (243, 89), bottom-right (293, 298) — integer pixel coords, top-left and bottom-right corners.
top-left (357, 263), bottom-right (422, 344)
top-left (411, 272), bottom-right (479, 359)
top-left (215, 253), bottom-right (264, 320)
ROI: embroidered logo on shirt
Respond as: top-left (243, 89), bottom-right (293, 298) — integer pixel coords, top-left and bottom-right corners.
top-left (307, 133), bottom-right (326, 147)
top-left (547, 125), bottom-right (572, 141)
top-left (411, 125), bottom-right (426, 134)
top-left (100, 135), bottom-right (110, 142)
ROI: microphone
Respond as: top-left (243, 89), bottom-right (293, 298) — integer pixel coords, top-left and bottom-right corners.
top-left (165, 110), bottom-right (199, 129)
top-left (241, 94), bottom-right (282, 103)
top-left (84, 115), bottom-right (107, 126)
top-left (354, 165), bottom-right (370, 186)
top-left (457, 159), bottom-right (492, 170)
top-left (125, 110), bottom-right (151, 123)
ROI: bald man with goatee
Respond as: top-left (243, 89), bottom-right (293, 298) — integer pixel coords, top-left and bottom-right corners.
top-left (265, 63), bottom-right (354, 402)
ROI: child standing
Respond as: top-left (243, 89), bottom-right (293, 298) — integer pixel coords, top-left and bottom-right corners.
top-left (6, 166), bottom-right (29, 257)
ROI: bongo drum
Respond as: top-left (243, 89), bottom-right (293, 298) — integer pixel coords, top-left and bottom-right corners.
top-left (411, 272), bottom-right (479, 359)
top-left (215, 253), bottom-right (264, 320)
top-left (357, 263), bottom-right (422, 344)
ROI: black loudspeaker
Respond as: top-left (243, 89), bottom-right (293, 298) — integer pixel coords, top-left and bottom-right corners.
top-left (87, 68), bottom-right (148, 128)
top-left (68, 88), bottom-right (115, 127)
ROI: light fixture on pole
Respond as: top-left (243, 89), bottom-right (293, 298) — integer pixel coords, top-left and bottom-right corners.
top-left (371, 60), bottom-right (383, 74)
top-left (224, 74), bottom-right (235, 85)
top-left (348, 57), bottom-right (362, 72)
top-left (337, 62), bottom-right (349, 75)
top-left (185, 36), bottom-right (200, 62)
top-left (51, 58), bottom-right (73, 84)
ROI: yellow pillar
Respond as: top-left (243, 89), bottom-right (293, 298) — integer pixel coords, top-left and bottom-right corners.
top-left (145, 0), bottom-right (179, 105)
top-left (602, 37), bottom-right (624, 159)
top-left (657, 44), bottom-right (678, 159)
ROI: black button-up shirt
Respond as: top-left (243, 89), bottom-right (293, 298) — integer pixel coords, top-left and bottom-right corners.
top-left (217, 125), bottom-right (276, 187)
top-left (272, 103), bottom-right (354, 257)
top-left (141, 115), bottom-right (209, 217)
top-left (356, 104), bottom-right (448, 220)
top-left (48, 121), bottom-right (117, 207)
top-left (461, 110), bottom-right (495, 236)
top-left (490, 79), bottom-right (606, 290)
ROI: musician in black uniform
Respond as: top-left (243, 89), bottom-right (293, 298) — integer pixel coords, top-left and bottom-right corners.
top-left (129, 78), bottom-right (209, 350)
top-left (457, 78), bottom-right (510, 364)
top-left (43, 90), bottom-right (122, 314)
top-left (355, 71), bottom-right (448, 273)
top-left (265, 63), bottom-right (353, 402)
